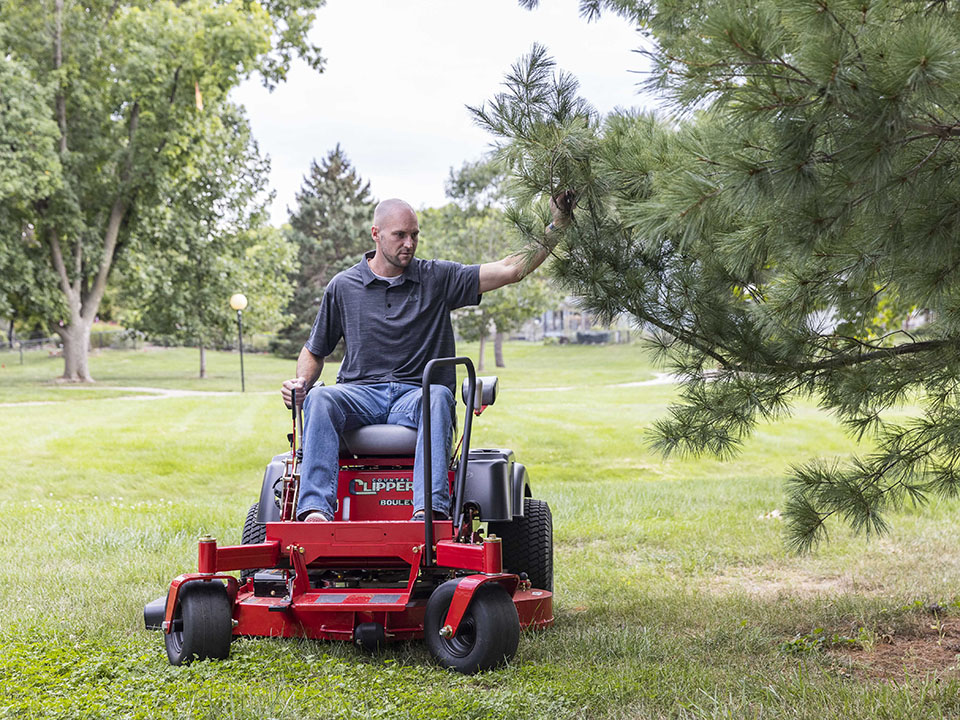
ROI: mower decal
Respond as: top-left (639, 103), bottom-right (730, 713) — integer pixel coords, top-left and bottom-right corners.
top-left (379, 499), bottom-right (412, 506)
top-left (349, 477), bottom-right (413, 495)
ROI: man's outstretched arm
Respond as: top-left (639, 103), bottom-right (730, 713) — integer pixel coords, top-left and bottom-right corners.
top-left (478, 191), bottom-right (573, 294)
top-left (281, 346), bottom-right (324, 408)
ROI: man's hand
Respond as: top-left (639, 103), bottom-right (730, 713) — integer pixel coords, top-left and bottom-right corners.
top-left (478, 188), bottom-right (577, 293)
top-left (281, 377), bottom-right (308, 409)
top-left (549, 190), bottom-right (575, 229)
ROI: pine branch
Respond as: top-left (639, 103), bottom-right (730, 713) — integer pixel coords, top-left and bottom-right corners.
top-left (796, 339), bottom-right (951, 373)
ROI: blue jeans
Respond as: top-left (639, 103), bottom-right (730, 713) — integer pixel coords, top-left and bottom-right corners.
top-left (297, 382), bottom-right (455, 520)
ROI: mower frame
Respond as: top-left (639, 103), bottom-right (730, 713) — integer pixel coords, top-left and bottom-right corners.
top-left (146, 356), bottom-right (553, 673)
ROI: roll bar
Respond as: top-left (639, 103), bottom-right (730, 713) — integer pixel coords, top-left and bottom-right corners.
top-left (421, 356), bottom-right (477, 566)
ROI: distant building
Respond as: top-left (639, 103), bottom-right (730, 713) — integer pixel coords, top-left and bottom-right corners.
top-left (514, 297), bottom-right (636, 344)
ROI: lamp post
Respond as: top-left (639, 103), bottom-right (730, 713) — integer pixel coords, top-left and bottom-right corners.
top-left (229, 293), bottom-right (248, 392)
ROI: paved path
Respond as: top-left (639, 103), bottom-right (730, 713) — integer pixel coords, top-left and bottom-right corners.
top-left (0, 385), bottom-right (274, 407)
top-left (0, 373), bottom-right (680, 407)
top-left (512, 372), bottom-right (678, 392)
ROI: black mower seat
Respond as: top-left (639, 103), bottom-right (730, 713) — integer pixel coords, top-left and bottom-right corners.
top-left (339, 425), bottom-right (418, 456)
top-left (336, 376), bottom-right (500, 457)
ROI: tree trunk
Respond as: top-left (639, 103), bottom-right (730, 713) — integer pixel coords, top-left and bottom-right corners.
top-left (477, 333), bottom-right (487, 372)
top-left (45, 7), bottom-right (137, 384)
top-left (47, 189), bottom-right (130, 383)
top-left (199, 343), bottom-right (206, 379)
top-left (49, 0), bottom-right (91, 383)
top-left (59, 321), bottom-right (93, 382)
top-left (7, 317), bottom-right (14, 347)
top-left (494, 330), bottom-right (506, 368)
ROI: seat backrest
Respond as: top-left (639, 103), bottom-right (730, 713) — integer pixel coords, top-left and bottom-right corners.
top-left (340, 424), bottom-right (418, 456)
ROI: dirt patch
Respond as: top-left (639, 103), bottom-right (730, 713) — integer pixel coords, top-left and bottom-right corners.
top-left (829, 619), bottom-right (960, 681)
top-left (711, 564), bottom-right (876, 599)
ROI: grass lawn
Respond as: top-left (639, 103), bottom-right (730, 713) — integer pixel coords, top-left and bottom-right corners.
top-left (1, 342), bottom-right (959, 719)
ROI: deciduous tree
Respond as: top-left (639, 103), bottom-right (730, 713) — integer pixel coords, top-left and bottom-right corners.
top-left (0, 0), bottom-right (323, 380)
top-left (118, 105), bottom-right (295, 377)
top-left (0, 46), bottom-right (63, 342)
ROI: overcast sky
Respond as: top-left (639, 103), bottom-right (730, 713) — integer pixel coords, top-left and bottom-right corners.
top-left (231, 0), bottom-right (656, 224)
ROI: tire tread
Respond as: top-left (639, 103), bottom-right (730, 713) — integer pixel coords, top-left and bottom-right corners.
top-left (240, 503), bottom-right (265, 582)
top-left (489, 498), bottom-right (553, 592)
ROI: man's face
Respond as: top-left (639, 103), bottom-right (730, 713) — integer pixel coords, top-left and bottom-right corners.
top-left (373, 208), bottom-right (419, 271)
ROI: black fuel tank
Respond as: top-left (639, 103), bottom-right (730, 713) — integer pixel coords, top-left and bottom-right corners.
top-left (463, 448), bottom-right (514, 521)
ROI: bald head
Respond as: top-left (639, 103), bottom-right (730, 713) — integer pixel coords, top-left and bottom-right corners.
top-left (373, 198), bottom-right (416, 227)
top-left (369, 198), bottom-right (420, 275)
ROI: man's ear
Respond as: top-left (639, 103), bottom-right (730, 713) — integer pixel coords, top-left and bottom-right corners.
top-left (371, 225), bottom-right (379, 243)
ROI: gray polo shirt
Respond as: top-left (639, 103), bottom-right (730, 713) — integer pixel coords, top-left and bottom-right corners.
top-left (305, 251), bottom-right (481, 392)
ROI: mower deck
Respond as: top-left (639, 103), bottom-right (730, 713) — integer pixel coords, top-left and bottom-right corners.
top-left (156, 520), bottom-right (553, 645)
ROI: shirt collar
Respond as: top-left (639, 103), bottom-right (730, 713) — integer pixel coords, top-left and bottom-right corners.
top-left (359, 250), bottom-right (421, 286)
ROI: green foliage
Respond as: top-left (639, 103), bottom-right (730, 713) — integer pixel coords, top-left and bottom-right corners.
top-left (0, 42), bottom-right (63, 330)
top-left (117, 103), bottom-right (295, 357)
top-left (444, 157), bottom-right (504, 213)
top-left (487, 3), bottom-right (960, 550)
top-left (0, 0), bottom-right (324, 379)
top-left (270, 144), bottom-right (375, 358)
top-left (778, 627), bottom-right (861, 655)
top-left (0, 47), bottom-right (60, 202)
top-left (0, 221), bottom-right (64, 338)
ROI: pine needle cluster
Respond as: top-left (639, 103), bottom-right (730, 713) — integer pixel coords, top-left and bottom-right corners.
top-left (481, 1), bottom-right (960, 550)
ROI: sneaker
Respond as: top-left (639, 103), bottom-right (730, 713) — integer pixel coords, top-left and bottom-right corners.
top-left (302, 511), bottom-right (331, 522)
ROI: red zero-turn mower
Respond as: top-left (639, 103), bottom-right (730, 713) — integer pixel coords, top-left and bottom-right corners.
top-left (144, 357), bottom-right (554, 673)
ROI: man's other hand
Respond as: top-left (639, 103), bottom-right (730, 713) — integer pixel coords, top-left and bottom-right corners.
top-left (282, 377), bottom-right (307, 409)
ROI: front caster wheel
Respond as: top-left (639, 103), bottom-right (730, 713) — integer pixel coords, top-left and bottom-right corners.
top-left (165, 580), bottom-right (233, 665)
top-left (354, 622), bottom-right (387, 653)
top-left (424, 579), bottom-right (520, 674)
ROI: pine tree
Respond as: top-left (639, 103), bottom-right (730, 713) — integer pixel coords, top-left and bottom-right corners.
top-left (481, 2), bottom-right (960, 550)
top-left (270, 145), bottom-right (375, 358)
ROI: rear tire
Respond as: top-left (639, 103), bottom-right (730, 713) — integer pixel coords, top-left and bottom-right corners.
top-left (240, 503), bottom-right (266, 582)
top-left (164, 580), bottom-right (233, 665)
top-left (488, 498), bottom-right (553, 592)
top-left (424, 579), bottom-right (520, 674)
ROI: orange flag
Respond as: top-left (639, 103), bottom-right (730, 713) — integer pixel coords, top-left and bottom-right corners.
top-left (195, 80), bottom-right (203, 111)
